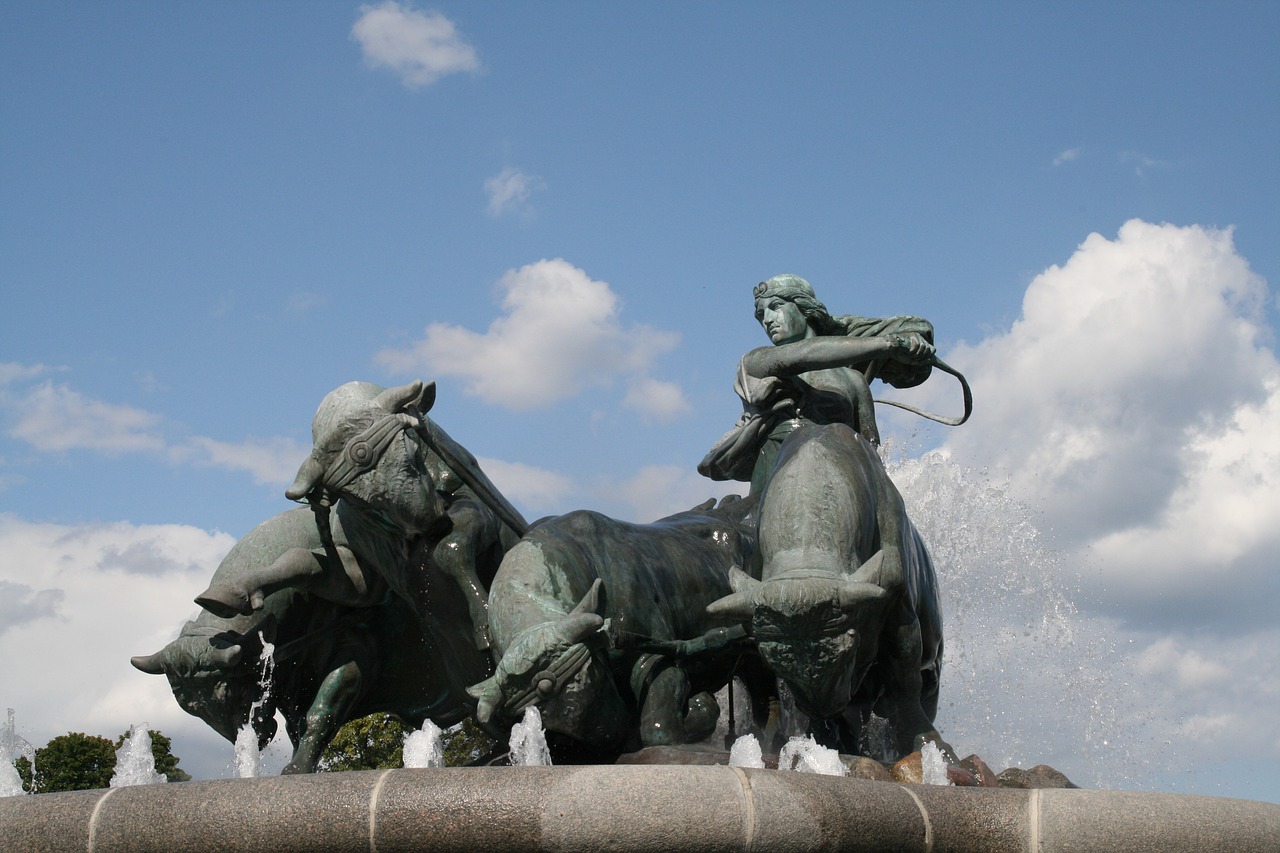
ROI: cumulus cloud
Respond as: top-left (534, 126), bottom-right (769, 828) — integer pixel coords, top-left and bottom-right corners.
top-left (0, 580), bottom-right (64, 637)
top-left (484, 167), bottom-right (546, 218)
top-left (938, 219), bottom-right (1279, 630)
top-left (474, 455), bottom-right (574, 517)
top-left (351, 2), bottom-right (479, 89)
top-left (376, 259), bottom-right (684, 410)
top-left (622, 377), bottom-right (692, 423)
top-left (600, 464), bottom-right (741, 523)
top-left (0, 514), bottom-right (235, 776)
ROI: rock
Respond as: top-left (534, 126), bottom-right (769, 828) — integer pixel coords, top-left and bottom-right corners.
top-left (997, 764), bottom-right (1077, 789)
top-left (846, 756), bottom-right (892, 781)
top-left (891, 751), bottom-right (923, 783)
top-left (945, 764), bottom-right (979, 787)
top-left (960, 754), bottom-right (1000, 788)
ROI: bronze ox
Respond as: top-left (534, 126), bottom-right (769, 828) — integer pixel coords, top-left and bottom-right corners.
top-left (133, 381), bottom-right (514, 771)
top-left (707, 421), bottom-right (949, 759)
top-left (131, 507), bottom-right (489, 773)
top-left (468, 496), bottom-right (773, 756)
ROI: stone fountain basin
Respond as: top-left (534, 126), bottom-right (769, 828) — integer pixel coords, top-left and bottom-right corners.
top-left (3, 765), bottom-right (1277, 852)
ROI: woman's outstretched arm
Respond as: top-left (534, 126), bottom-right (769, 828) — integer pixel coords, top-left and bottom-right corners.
top-left (742, 333), bottom-right (933, 379)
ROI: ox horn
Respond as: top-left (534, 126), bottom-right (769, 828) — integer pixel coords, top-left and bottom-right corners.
top-left (285, 454), bottom-right (325, 502)
top-left (838, 580), bottom-right (888, 610)
top-left (706, 566), bottom-right (761, 621)
top-left (373, 380), bottom-right (433, 415)
top-left (130, 652), bottom-right (166, 675)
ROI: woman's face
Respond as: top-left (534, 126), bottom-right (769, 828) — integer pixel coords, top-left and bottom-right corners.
top-left (756, 296), bottom-right (808, 345)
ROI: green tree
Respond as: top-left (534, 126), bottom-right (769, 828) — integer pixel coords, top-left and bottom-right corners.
top-left (319, 713), bottom-right (411, 772)
top-left (114, 729), bottom-right (191, 783)
top-left (14, 755), bottom-right (33, 793)
top-left (28, 732), bottom-right (117, 792)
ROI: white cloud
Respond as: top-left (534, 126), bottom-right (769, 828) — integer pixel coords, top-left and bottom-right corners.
top-left (9, 381), bottom-right (166, 454)
top-left (376, 259), bottom-right (684, 410)
top-left (351, 2), bottom-right (479, 89)
top-left (0, 362), bottom-right (58, 386)
top-left (0, 514), bottom-right (236, 777)
top-left (1, 369), bottom-right (307, 487)
top-left (181, 436), bottom-right (311, 487)
top-left (484, 167), bottom-right (546, 218)
top-left (1053, 147), bottom-right (1081, 166)
top-left (937, 219), bottom-right (1279, 629)
top-left (622, 377), bottom-right (692, 423)
top-left (601, 464), bottom-right (742, 523)
top-left (474, 455), bottom-right (574, 517)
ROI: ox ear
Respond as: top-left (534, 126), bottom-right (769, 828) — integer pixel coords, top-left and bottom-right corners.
top-left (415, 380), bottom-right (436, 415)
top-left (374, 380), bottom-right (427, 415)
top-left (130, 652), bottom-right (166, 675)
top-left (838, 580), bottom-right (887, 610)
top-left (285, 455), bottom-right (325, 502)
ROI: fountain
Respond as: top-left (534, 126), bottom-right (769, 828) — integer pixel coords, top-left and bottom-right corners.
top-left (507, 707), bottom-right (552, 767)
top-left (109, 725), bottom-right (166, 788)
top-left (778, 735), bottom-right (848, 777)
top-left (402, 720), bottom-right (444, 769)
top-left (1, 710), bottom-right (33, 798)
top-left (4, 290), bottom-right (1280, 850)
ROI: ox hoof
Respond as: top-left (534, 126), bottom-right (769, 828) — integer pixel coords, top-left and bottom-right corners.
top-left (195, 584), bottom-right (262, 619)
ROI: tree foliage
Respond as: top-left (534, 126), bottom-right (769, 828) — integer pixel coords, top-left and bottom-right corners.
top-left (318, 713), bottom-right (499, 772)
top-left (12, 728), bottom-right (189, 792)
top-left (27, 732), bottom-right (117, 793)
top-left (319, 713), bottom-right (411, 772)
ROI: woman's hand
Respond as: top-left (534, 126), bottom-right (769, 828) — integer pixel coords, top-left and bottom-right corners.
top-left (884, 333), bottom-right (935, 364)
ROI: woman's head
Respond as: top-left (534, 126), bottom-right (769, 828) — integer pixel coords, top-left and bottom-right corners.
top-left (754, 274), bottom-right (841, 340)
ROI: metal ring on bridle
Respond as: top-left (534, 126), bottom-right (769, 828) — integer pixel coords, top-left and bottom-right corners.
top-left (502, 642), bottom-right (595, 717)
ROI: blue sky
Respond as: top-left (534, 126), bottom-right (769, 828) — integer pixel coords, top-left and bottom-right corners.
top-left (2, 2), bottom-right (1278, 800)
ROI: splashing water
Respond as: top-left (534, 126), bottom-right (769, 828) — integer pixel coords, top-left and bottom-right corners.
top-left (403, 720), bottom-right (444, 768)
top-left (110, 724), bottom-right (167, 787)
top-left (884, 447), bottom-right (1148, 788)
top-left (921, 741), bottom-right (951, 786)
top-left (728, 733), bottom-right (766, 768)
top-left (233, 633), bottom-right (276, 778)
top-left (508, 706), bottom-right (551, 766)
top-left (779, 735), bottom-right (848, 776)
top-left (2, 709), bottom-right (32, 797)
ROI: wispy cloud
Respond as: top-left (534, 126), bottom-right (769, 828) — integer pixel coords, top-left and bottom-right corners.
top-left (1121, 149), bottom-right (1173, 177)
top-left (1052, 147), bottom-right (1081, 166)
top-left (376, 259), bottom-right (684, 410)
top-left (484, 167), bottom-right (547, 218)
top-left (351, 2), bottom-right (480, 89)
top-left (1, 370), bottom-right (306, 486)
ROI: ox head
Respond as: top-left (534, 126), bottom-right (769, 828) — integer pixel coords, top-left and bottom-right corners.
top-left (286, 380), bottom-right (445, 537)
top-left (131, 622), bottom-right (278, 746)
top-left (707, 556), bottom-right (889, 719)
top-left (468, 580), bottom-right (624, 744)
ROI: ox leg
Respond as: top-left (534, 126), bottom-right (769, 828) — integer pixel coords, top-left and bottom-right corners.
top-left (197, 545), bottom-right (383, 619)
top-left (875, 611), bottom-right (957, 763)
top-left (282, 660), bottom-right (364, 775)
top-left (432, 499), bottom-right (494, 651)
top-left (637, 662), bottom-right (719, 747)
